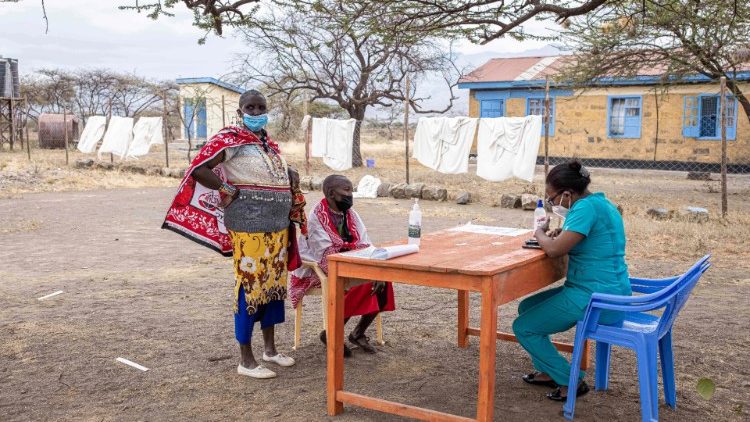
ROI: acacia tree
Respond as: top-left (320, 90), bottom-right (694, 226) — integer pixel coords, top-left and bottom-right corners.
top-left (557, 0), bottom-right (750, 122)
top-left (382, 0), bottom-right (609, 44)
top-left (235, 0), bottom-right (460, 166)
top-left (118, 0), bottom-right (609, 44)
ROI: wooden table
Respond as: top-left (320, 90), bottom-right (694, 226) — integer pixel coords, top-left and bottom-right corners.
top-left (326, 228), bottom-right (591, 422)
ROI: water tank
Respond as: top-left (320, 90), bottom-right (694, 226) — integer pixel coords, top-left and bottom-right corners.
top-left (9, 58), bottom-right (19, 98)
top-left (0, 56), bottom-right (19, 97)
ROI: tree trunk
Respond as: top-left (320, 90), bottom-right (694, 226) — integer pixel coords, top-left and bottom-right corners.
top-left (350, 107), bottom-right (366, 167)
top-left (725, 78), bottom-right (750, 124)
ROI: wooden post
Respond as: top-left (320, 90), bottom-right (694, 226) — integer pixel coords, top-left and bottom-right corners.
top-left (221, 94), bottom-right (226, 127)
top-left (720, 77), bottom-right (728, 218)
top-left (63, 108), bottom-right (69, 165)
top-left (163, 90), bottom-right (169, 168)
top-left (24, 96), bottom-right (30, 161)
top-left (303, 94), bottom-right (310, 176)
top-left (9, 97), bottom-right (15, 151)
top-left (544, 76), bottom-right (550, 177)
top-left (107, 97), bottom-right (113, 163)
top-left (403, 75), bottom-right (411, 184)
top-left (18, 97), bottom-right (24, 150)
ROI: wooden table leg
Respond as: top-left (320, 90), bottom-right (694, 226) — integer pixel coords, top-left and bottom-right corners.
top-left (476, 284), bottom-right (498, 422)
top-left (326, 261), bottom-right (345, 416)
top-left (457, 290), bottom-right (469, 348)
top-left (581, 339), bottom-right (591, 370)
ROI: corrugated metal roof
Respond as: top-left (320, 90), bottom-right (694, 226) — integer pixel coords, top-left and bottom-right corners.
top-left (176, 77), bottom-right (246, 94)
top-left (459, 54), bottom-right (750, 88)
top-left (459, 56), bottom-right (567, 84)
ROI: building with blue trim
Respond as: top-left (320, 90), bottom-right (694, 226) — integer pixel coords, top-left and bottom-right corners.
top-left (176, 77), bottom-right (246, 140)
top-left (459, 56), bottom-right (750, 170)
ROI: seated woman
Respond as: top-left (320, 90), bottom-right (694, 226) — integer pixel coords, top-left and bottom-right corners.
top-left (512, 160), bottom-right (631, 401)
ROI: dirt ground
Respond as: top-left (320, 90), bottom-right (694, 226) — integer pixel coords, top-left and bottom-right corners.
top-left (1, 186), bottom-right (748, 421)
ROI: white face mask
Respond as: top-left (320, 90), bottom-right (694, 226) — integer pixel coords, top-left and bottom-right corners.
top-left (551, 195), bottom-right (571, 220)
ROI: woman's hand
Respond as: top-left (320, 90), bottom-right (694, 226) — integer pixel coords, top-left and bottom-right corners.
top-left (537, 216), bottom-right (551, 232)
top-left (547, 228), bottom-right (562, 238)
top-left (288, 167), bottom-right (300, 189)
top-left (219, 192), bottom-right (237, 209)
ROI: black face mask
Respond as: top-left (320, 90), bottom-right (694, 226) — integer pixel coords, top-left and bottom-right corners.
top-left (335, 195), bottom-right (354, 212)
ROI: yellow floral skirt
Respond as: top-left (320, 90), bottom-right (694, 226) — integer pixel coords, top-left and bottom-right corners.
top-left (229, 229), bottom-right (288, 315)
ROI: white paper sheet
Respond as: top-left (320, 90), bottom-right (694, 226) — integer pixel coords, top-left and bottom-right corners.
top-left (449, 223), bottom-right (531, 237)
top-left (341, 244), bottom-right (419, 260)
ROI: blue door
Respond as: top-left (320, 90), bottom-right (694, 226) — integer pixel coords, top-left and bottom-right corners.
top-left (196, 99), bottom-right (207, 139)
top-left (183, 100), bottom-right (194, 139)
top-left (183, 98), bottom-right (207, 139)
top-left (480, 99), bottom-right (504, 117)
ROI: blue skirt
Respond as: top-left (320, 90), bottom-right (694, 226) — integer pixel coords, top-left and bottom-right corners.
top-left (234, 293), bottom-right (285, 345)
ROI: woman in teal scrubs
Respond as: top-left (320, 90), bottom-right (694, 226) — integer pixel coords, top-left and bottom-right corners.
top-left (513, 160), bottom-right (631, 401)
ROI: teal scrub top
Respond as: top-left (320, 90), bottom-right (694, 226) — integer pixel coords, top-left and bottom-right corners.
top-left (562, 192), bottom-right (631, 297)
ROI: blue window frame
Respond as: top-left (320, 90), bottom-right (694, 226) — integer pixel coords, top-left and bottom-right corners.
top-left (527, 97), bottom-right (555, 135)
top-left (480, 99), bottom-right (504, 117)
top-left (607, 96), bottom-right (642, 138)
top-left (683, 94), bottom-right (737, 140)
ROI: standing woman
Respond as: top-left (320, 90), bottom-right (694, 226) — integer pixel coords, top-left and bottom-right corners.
top-left (163, 89), bottom-right (307, 379)
top-left (512, 160), bottom-right (631, 400)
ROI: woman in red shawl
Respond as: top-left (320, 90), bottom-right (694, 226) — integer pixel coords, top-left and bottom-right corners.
top-left (163, 90), bottom-right (306, 379)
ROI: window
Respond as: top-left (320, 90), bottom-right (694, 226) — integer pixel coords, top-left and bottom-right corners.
top-left (527, 97), bottom-right (555, 135)
top-left (682, 94), bottom-right (737, 140)
top-left (607, 96), bottom-right (642, 138)
top-left (683, 94), bottom-right (737, 140)
top-left (480, 99), bottom-right (504, 117)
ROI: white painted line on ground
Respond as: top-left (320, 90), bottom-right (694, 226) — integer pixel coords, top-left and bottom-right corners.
top-left (37, 290), bottom-right (64, 301)
top-left (116, 357), bottom-right (149, 372)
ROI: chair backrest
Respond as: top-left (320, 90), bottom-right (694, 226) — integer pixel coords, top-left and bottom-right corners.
top-left (656, 260), bottom-right (710, 338)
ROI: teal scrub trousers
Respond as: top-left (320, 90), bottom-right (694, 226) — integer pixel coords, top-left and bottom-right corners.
top-left (512, 286), bottom-right (622, 386)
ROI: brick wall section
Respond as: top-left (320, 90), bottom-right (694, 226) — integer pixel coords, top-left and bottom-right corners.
top-left (469, 83), bottom-right (750, 163)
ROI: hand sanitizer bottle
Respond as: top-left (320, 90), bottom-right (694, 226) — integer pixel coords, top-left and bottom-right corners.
top-left (533, 199), bottom-right (547, 232)
top-left (408, 198), bottom-right (422, 246)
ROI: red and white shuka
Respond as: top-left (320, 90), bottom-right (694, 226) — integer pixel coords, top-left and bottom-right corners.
top-left (161, 126), bottom-right (305, 269)
top-left (289, 198), bottom-right (395, 318)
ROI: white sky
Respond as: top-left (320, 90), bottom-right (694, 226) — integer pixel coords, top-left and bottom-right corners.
top-left (1, 0), bottom-right (558, 113)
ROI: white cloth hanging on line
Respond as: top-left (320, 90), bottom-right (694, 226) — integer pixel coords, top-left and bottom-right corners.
top-left (476, 115), bottom-right (542, 182)
top-left (322, 118), bottom-right (356, 171)
top-left (98, 116), bottom-right (134, 159)
top-left (77, 116), bottom-right (107, 153)
top-left (310, 117), bottom-right (328, 158)
top-left (412, 116), bottom-right (478, 174)
top-left (127, 117), bottom-right (164, 158)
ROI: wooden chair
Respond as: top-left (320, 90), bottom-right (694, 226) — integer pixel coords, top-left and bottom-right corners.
top-left (293, 260), bottom-right (384, 350)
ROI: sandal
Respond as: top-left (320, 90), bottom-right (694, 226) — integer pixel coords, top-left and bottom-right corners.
top-left (319, 330), bottom-right (352, 357)
top-left (546, 381), bottom-right (590, 401)
top-left (522, 372), bottom-right (558, 388)
top-left (348, 333), bottom-right (377, 354)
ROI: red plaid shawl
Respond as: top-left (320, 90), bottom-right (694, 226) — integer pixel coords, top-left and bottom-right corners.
top-left (162, 126), bottom-right (306, 269)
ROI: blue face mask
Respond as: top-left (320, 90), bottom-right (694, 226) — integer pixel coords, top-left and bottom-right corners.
top-left (243, 113), bottom-right (268, 132)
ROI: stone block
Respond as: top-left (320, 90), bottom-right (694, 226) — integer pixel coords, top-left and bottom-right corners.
top-left (405, 183), bottom-right (425, 198)
top-left (455, 191), bottom-right (471, 205)
top-left (680, 207), bottom-right (709, 223)
top-left (421, 186), bottom-right (447, 201)
top-left (120, 163), bottom-right (147, 175)
top-left (646, 207), bottom-right (671, 220)
top-left (376, 182), bottom-right (392, 197)
top-left (95, 162), bottom-right (115, 171)
top-left (311, 176), bottom-right (324, 191)
top-left (389, 183), bottom-right (408, 199)
top-left (521, 194), bottom-right (540, 210)
top-left (74, 159), bottom-right (94, 169)
top-left (500, 194), bottom-right (521, 209)
top-left (300, 176), bottom-right (313, 190)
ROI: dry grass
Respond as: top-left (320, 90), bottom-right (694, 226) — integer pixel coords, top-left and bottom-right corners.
top-left (2, 139), bottom-right (749, 272)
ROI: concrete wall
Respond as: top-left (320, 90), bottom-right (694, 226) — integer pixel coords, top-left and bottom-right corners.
top-left (179, 83), bottom-right (241, 140)
top-left (468, 83), bottom-right (750, 163)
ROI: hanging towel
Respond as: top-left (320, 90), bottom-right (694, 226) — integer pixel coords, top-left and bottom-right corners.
top-left (323, 119), bottom-right (355, 171)
top-left (127, 117), bottom-right (164, 158)
top-left (311, 117), bottom-right (328, 158)
top-left (412, 117), bottom-right (444, 170)
top-left (98, 116), bottom-right (134, 159)
top-left (77, 116), bottom-right (107, 153)
top-left (413, 116), bottom-right (477, 174)
top-left (476, 115), bottom-right (542, 182)
top-left (352, 175), bottom-right (382, 199)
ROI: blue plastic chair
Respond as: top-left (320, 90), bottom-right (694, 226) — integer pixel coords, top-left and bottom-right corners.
top-left (563, 255), bottom-right (711, 422)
